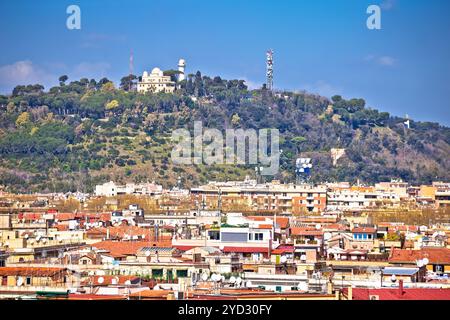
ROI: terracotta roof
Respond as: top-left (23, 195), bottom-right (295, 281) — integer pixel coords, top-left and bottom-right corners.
top-left (257, 224), bottom-right (273, 230)
top-left (272, 245), bottom-right (295, 254)
top-left (129, 289), bottom-right (173, 299)
top-left (323, 224), bottom-right (348, 231)
top-left (247, 216), bottom-right (268, 221)
top-left (274, 217), bottom-right (289, 229)
top-left (54, 224), bottom-right (69, 231)
top-left (352, 227), bottom-right (377, 233)
top-left (389, 248), bottom-right (450, 265)
top-left (90, 240), bottom-right (167, 258)
top-left (348, 288), bottom-right (450, 300)
top-left (0, 267), bottom-right (67, 277)
top-left (291, 227), bottom-right (323, 237)
top-left (173, 245), bottom-right (198, 251)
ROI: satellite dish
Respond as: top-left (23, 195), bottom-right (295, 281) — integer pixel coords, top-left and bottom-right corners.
top-left (315, 224), bottom-right (321, 230)
top-left (24, 234), bottom-right (29, 239)
top-left (324, 232), bottom-right (332, 241)
top-left (201, 273), bottom-right (208, 281)
top-left (17, 277), bottom-right (24, 286)
top-left (88, 271), bottom-right (95, 276)
top-left (391, 274), bottom-right (397, 283)
top-left (280, 256), bottom-right (287, 263)
top-left (97, 276), bottom-right (104, 284)
top-left (154, 285), bottom-right (160, 290)
top-left (416, 260), bottom-right (424, 267)
top-left (300, 254), bottom-right (307, 261)
top-left (236, 277), bottom-right (242, 285)
top-left (422, 258), bottom-right (429, 265)
top-left (36, 235), bottom-right (41, 241)
top-left (145, 250), bottom-right (151, 257)
top-left (229, 276), bottom-right (236, 284)
top-left (246, 280), bottom-right (252, 287)
top-left (124, 280), bottom-right (131, 285)
top-left (219, 245), bottom-right (224, 251)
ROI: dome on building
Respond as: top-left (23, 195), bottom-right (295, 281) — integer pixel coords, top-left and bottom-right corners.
top-left (143, 71), bottom-right (148, 77)
top-left (151, 67), bottom-right (163, 76)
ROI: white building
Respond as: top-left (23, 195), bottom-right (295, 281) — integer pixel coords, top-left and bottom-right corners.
top-left (137, 67), bottom-right (175, 93)
top-left (137, 58), bottom-right (186, 93)
top-left (94, 181), bottom-right (163, 197)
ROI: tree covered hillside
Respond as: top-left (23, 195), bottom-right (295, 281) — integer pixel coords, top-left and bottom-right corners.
top-left (0, 72), bottom-right (449, 193)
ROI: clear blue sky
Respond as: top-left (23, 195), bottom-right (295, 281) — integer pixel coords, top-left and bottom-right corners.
top-left (0, 0), bottom-right (449, 125)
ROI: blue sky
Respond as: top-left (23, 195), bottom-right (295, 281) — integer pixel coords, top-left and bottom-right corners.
top-left (0, 0), bottom-right (449, 125)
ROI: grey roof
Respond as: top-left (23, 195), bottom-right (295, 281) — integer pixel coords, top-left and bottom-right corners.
top-left (383, 267), bottom-right (420, 276)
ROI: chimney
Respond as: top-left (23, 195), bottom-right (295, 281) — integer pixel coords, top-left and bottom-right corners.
top-left (327, 281), bottom-right (333, 294)
top-left (398, 280), bottom-right (404, 297)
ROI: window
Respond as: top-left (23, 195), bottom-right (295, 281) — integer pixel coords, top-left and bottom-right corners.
top-left (254, 233), bottom-right (263, 241)
top-left (26, 277), bottom-right (31, 285)
top-left (248, 233), bottom-right (253, 240)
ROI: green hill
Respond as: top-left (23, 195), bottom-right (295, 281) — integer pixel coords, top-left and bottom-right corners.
top-left (0, 72), bottom-right (449, 193)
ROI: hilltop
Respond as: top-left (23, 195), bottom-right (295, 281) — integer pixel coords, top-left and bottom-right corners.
top-left (0, 72), bottom-right (449, 193)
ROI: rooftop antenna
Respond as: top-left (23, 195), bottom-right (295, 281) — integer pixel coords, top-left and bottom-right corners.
top-left (266, 49), bottom-right (274, 91)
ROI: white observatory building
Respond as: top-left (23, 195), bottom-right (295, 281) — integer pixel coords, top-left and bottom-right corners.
top-left (178, 58), bottom-right (186, 82)
top-left (137, 67), bottom-right (175, 94)
top-left (137, 58), bottom-right (186, 94)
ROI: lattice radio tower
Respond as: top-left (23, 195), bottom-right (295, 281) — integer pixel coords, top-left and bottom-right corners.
top-left (266, 49), bottom-right (274, 90)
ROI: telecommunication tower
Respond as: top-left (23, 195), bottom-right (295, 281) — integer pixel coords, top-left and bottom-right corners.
top-left (266, 49), bottom-right (274, 90)
top-left (129, 49), bottom-right (134, 76)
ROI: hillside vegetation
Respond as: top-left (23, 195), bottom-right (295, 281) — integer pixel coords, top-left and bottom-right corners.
top-left (0, 72), bottom-right (449, 193)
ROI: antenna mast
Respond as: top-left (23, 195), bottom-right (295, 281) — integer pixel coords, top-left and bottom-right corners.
top-left (129, 49), bottom-right (134, 91)
top-left (129, 49), bottom-right (134, 76)
top-left (266, 49), bottom-right (274, 91)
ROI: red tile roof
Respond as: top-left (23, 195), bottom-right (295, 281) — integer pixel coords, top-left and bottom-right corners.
top-left (0, 267), bottom-right (67, 277)
top-left (91, 240), bottom-right (169, 258)
top-left (272, 245), bottom-right (295, 254)
top-left (389, 248), bottom-right (450, 265)
top-left (291, 227), bottom-right (323, 237)
top-left (274, 217), bottom-right (289, 229)
top-left (352, 227), bottom-right (377, 233)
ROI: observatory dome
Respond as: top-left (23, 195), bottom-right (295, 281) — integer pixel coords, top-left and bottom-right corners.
top-left (151, 67), bottom-right (163, 76)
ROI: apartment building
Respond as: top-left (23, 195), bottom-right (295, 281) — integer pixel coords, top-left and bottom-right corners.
top-left (190, 180), bottom-right (327, 214)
